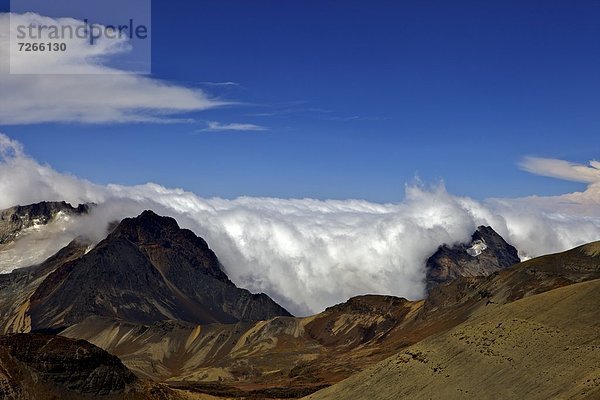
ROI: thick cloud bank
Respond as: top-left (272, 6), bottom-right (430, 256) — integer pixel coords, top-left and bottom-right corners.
top-left (1, 134), bottom-right (600, 315)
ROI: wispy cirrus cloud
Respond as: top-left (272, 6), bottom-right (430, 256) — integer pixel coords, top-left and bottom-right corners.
top-left (200, 121), bottom-right (268, 132)
top-left (325, 115), bottom-right (389, 122)
top-left (0, 13), bottom-right (229, 124)
top-left (197, 81), bottom-right (240, 87)
top-left (244, 101), bottom-right (334, 118)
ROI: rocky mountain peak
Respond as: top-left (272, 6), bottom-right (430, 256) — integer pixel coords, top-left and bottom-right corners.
top-left (0, 201), bottom-right (89, 245)
top-left (425, 225), bottom-right (520, 291)
top-left (2, 209), bottom-right (291, 332)
top-left (108, 209), bottom-right (230, 284)
top-left (112, 210), bottom-right (180, 242)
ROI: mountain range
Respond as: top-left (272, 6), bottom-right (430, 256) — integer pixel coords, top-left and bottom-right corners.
top-left (0, 201), bottom-right (598, 399)
top-left (0, 209), bottom-right (290, 335)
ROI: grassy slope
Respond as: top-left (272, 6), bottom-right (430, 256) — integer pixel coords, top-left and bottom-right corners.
top-left (306, 278), bottom-right (600, 400)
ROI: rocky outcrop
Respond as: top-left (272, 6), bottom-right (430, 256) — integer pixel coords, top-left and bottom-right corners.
top-left (305, 295), bottom-right (415, 347)
top-left (425, 226), bottom-right (520, 291)
top-left (0, 333), bottom-right (136, 396)
top-left (0, 201), bottom-right (89, 245)
top-left (0, 333), bottom-right (186, 400)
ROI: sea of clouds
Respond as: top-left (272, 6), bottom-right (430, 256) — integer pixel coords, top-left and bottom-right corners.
top-left (2, 11), bottom-right (600, 316)
top-left (1, 133), bottom-right (600, 315)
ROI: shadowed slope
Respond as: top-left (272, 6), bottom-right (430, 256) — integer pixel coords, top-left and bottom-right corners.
top-left (0, 333), bottom-right (187, 400)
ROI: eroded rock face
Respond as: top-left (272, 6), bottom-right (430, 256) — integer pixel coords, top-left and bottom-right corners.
top-left (0, 333), bottom-right (137, 396)
top-left (0, 201), bottom-right (89, 245)
top-left (425, 226), bottom-right (520, 291)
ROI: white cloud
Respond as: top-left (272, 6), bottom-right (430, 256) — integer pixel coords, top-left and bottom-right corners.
top-left (2, 133), bottom-right (600, 315)
top-left (497, 156), bottom-right (600, 216)
top-left (519, 156), bottom-right (600, 184)
top-left (201, 121), bottom-right (268, 132)
top-left (0, 13), bottom-right (228, 124)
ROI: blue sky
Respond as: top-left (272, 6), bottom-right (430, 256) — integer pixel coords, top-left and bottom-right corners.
top-left (1, 0), bottom-right (599, 202)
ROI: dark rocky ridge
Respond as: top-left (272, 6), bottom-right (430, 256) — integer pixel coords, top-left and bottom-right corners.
top-left (2, 210), bottom-right (290, 333)
top-left (425, 226), bottom-right (520, 291)
top-left (0, 201), bottom-right (89, 245)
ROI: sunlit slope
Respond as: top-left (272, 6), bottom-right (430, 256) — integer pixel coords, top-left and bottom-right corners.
top-left (305, 278), bottom-right (600, 400)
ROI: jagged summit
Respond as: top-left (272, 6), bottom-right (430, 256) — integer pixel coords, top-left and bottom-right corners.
top-left (114, 210), bottom-right (181, 239)
top-left (109, 209), bottom-right (231, 284)
top-left (425, 225), bottom-right (520, 291)
top-left (0, 201), bottom-right (89, 245)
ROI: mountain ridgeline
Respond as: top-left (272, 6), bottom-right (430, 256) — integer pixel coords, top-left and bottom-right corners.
top-left (0, 209), bottom-right (290, 334)
top-left (0, 202), bottom-right (598, 399)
